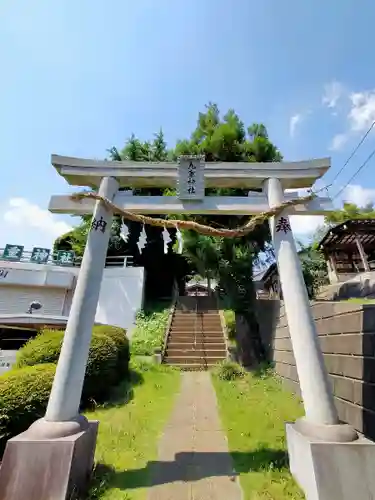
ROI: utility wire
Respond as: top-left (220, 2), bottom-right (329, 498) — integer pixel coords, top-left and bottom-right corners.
top-left (331, 120), bottom-right (375, 186)
top-left (332, 147), bottom-right (375, 201)
top-left (310, 120), bottom-right (375, 197)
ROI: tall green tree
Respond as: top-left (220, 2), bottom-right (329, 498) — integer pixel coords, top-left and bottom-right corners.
top-left (54, 104), bottom-right (282, 360)
top-left (173, 104), bottom-right (282, 364)
top-left (108, 129), bottom-right (183, 298)
top-left (182, 232), bottom-right (219, 294)
top-left (324, 202), bottom-right (375, 226)
top-left (152, 129), bottom-right (168, 161)
top-left (298, 242), bottom-right (329, 299)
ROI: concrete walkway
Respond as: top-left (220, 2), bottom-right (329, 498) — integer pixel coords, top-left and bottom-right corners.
top-left (148, 371), bottom-right (242, 500)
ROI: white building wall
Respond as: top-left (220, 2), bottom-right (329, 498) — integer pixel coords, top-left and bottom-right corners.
top-left (95, 267), bottom-right (145, 331)
top-left (0, 286), bottom-right (66, 315)
top-left (0, 350), bottom-right (17, 374)
top-left (0, 261), bottom-right (145, 332)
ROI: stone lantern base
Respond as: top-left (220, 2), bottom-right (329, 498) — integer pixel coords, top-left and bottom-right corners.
top-left (0, 421), bottom-right (98, 500)
top-left (287, 422), bottom-right (375, 500)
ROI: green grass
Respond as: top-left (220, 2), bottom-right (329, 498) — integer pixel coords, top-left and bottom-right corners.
top-left (130, 301), bottom-right (171, 356)
top-left (86, 361), bottom-right (180, 500)
top-left (212, 368), bottom-right (305, 499)
top-left (345, 297), bottom-right (375, 304)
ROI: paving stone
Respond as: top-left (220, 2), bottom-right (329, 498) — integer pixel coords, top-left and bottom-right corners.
top-left (148, 372), bottom-right (242, 500)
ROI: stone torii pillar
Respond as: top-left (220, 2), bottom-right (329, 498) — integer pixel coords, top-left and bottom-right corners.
top-left (0, 176), bottom-right (119, 500)
top-left (265, 178), bottom-right (339, 428)
top-left (263, 178), bottom-right (375, 500)
top-left (43, 176), bottom-right (120, 424)
top-left (2, 154), bottom-right (375, 500)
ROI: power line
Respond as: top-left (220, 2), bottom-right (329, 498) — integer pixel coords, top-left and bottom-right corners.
top-left (333, 147), bottom-right (375, 201)
top-left (331, 120), bottom-right (375, 186)
top-left (310, 120), bottom-right (375, 197)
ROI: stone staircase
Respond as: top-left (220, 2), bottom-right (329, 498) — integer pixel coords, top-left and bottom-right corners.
top-left (163, 296), bottom-right (227, 370)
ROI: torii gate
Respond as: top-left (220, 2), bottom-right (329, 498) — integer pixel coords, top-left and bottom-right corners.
top-left (1, 155), bottom-right (374, 500)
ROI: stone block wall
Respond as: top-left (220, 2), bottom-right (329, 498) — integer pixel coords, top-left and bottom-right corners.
top-left (268, 300), bottom-right (375, 439)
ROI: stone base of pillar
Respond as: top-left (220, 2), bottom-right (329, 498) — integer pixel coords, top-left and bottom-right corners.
top-left (286, 422), bottom-right (375, 500)
top-left (0, 420), bottom-right (99, 500)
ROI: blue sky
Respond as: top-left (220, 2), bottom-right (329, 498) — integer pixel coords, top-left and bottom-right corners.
top-left (1, 0), bottom-right (375, 249)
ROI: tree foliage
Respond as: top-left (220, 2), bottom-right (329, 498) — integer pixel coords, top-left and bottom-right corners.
top-left (54, 104), bottom-right (282, 363)
top-left (173, 104), bottom-right (282, 363)
top-left (296, 202), bottom-right (375, 298)
top-left (324, 202), bottom-right (375, 226)
top-left (298, 242), bottom-right (329, 299)
top-left (173, 103), bottom-right (281, 163)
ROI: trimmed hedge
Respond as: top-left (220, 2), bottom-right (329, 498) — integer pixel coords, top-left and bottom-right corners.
top-left (16, 325), bottom-right (130, 403)
top-left (0, 363), bottom-right (55, 446)
top-left (82, 332), bottom-right (119, 402)
top-left (93, 325), bottom-right (130, 378)
top-left (16, 330), bottom-right (64, 368)
top-left (0, 326), bottom-right (130, 452)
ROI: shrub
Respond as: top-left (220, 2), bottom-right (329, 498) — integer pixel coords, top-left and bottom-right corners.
top-left (16, 330), bottom-right (63, 368)
top-left (214, 360), bottom-right (246, 381)
top-left (0, 327), bottom-right (130, 453)
top-left (82, 333), bottom-right (119, 403)
top-left (223, 310), bottom-right (236, 340)
top-left (15, 325), bottom-right (130, 403)
top-left (0, 364), bottom-right (55, 449)
top-left (94, 325), bottom-right (130, 379)
top-left (131, 308), bottom-right (169, 356)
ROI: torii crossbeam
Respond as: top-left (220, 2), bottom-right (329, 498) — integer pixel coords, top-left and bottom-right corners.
top-left (2, 154), bottom-right (368, 500)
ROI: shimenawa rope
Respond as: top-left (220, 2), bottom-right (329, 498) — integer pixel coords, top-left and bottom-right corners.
top-left (70, 191), bottom-right (316, 238)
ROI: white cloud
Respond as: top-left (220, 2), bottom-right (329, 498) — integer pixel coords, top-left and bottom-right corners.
top-left (348, 91), bottom-right (375, 132)
top-left (286, 185), bottom-right (374, 236)
top-left (342, 184), bottom-right (375, 207)
top-left (289, 215), bottom-right (325, 236)
top-left (324, 83), bottom-right (375, 150)
top-left (330, 133), bottom-right (348, 151)
top-left (322, 81), bottom-right (344, 109)
top-left (289, 113), bottom-right (303, 137)
top-left (1, 198), bottom-right (73, 249)
top-left (285, 189), bottom-right (326, 237)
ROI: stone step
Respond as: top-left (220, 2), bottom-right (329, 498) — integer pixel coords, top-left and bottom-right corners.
top-left (171, 324), bottom-right (222, 329)
top-left (171, 324), bottom-right (221, 328)
top-left (173, 314), bottom-right (221, 318)
top-left (172, 317), bottom-right (222, 322)
top-left (166, 348), bottom-right (227, 357)
top-left (169, 335), bottom-right (224, 343)
top-left (168, 342), bottom-right (226, 349)
top-left (173, 314), bottom-right (221, 319)
top-left (164, 363), bottom-right (213, 371)
top-left (170, 328), bottom-right (223, 333)
top-left (172, 320), bottom-right (221, 325)
top-left (173, 312), bottom-right (219, 316)
top-left (169, 333), bottom-right (223, 340)
top-left (164, 355), bottom-right (225, 364)
top-left (171, 323), bottom-right (222, 329)
top-left (172, 320), bottom-right (221, 323)
top-left (177, 366), bottom-right (209, 371)
top-left (173, 316), bottom-right (221, 320)
top-left (164, 357), bottom-right (221, 366)
top-left (170, 328), bottom-right (224, 337)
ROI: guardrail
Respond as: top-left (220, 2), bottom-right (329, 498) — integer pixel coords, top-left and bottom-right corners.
top-left (0, 250), bottom-right (134, 268)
